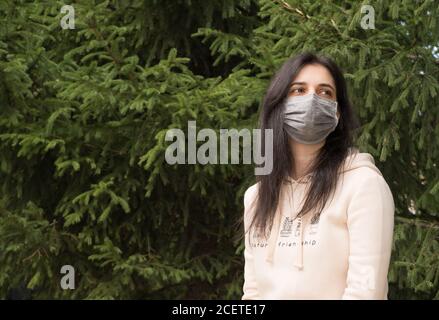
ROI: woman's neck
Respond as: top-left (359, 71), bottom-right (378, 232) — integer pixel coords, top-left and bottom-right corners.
top-left (289, 139), bottom-right (324, 180)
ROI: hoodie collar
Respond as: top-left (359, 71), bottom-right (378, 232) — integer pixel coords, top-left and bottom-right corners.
top-left (283, 170), bottom-right (315, 185)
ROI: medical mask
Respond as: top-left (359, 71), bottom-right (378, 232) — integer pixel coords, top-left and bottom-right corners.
top-left (283, 93), bottom-right (339, 144)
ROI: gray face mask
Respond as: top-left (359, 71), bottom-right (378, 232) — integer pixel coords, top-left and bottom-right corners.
top-left (283, 93), bottom-right (339, 144)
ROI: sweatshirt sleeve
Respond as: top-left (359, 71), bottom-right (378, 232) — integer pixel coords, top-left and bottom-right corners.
top-left (342, 173), bottom-right (395, 300)
top-left (241, 185), bottom-right (261, 300)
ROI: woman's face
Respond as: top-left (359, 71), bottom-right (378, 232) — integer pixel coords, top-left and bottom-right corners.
top-left (288, 63), bottom-right (340, 117)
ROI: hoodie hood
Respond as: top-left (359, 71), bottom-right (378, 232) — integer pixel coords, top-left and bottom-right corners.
top-left (342, 148), bottom-right (382, 177)
top-left (265, 148), bottom-right (383, 269)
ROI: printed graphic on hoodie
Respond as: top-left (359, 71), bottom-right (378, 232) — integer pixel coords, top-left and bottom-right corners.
top-left (251, 214), bottom-right (320, 249)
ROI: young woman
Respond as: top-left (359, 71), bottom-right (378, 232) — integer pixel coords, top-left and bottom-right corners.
top-left (241, 53), bottom-right (395, 300)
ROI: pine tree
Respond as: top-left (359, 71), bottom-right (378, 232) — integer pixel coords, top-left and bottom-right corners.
top-left (0, 0), bottom-right (438, 299)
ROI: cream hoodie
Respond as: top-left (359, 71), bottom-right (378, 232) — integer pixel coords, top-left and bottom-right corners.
top-left (242, 148), bottom-right (395, 300)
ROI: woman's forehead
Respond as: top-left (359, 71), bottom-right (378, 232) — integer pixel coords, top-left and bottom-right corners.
top-left (291, 64), bottom-right (336, 88)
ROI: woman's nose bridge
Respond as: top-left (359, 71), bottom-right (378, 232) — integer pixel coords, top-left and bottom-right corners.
top-left (306, 85), bottom-right (317, 94)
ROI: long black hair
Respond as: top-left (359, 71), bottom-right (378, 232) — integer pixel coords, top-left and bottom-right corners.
top-left (240, 52), bottom-right (359, 242)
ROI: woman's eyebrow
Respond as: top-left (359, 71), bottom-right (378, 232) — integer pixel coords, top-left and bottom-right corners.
top-left (318, 83), bottom-right (336, 91)
top-left (290, 81), bottom-right (307, 87)
top-left (289, 82), bottom-right (336, 92)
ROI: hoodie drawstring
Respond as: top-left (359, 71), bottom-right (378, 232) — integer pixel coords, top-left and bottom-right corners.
top-left (265, 181), bottom-right (305, 270)
top-left (265, 193), bottom-right (283, 264)
top-left (294, 216), bottom-right (304, 270)
top-left (291, 181), bottom-right (304, 270)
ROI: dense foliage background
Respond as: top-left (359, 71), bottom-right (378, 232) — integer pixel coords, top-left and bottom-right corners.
top-left (0, 0), bottom-right (438, 299)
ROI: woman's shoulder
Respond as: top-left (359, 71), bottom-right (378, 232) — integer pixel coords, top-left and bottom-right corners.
top-left (341, 150), bottom-right (393, 198)
top-left (342, 149), bottom-right (387, 182)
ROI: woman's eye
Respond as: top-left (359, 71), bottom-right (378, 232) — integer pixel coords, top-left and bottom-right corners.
top-left (290, 87), bottom-right (305, 95)
top-left (319, 89), bottom-right (333, 97)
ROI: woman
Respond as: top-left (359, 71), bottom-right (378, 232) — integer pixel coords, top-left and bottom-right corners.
top-left (241, 53), bottom-right (395, 300)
